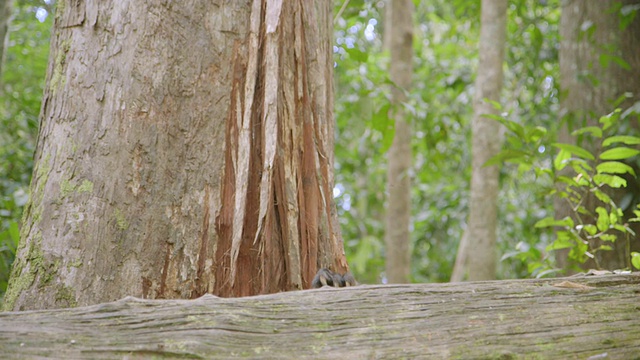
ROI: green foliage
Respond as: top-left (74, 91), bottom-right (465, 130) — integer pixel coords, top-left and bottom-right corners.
top-left (0, 1), bottom-right (53, 299)
top-left (490, 106), bottom-right (640, 276)
top-left (333, 0), bottom-right (480, 283)
top-left (632, 251), bottom-right (640, 270)
top-left (333, 0), bottom-right (562, 283)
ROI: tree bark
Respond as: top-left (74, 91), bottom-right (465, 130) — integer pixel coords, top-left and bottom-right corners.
top-left (1, 274), bottom-right (638, 359)
top-left (462, 0), bottom-right (508, 281)
top-left (0, 0), bottom-right (11, 78)
top-left (383, 0), bottom-right (413, 284)
top-left (4, 0), bottom-right (347, 311)
top-left (557, 0), bottom-right (640, 271)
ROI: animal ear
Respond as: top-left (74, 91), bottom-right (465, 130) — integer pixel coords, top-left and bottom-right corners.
top-left (311, 268), bottom-right (335, 288)
top-left (342, 272), bottom-right (357, 286)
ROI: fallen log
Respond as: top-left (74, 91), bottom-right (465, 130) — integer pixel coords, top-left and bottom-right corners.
top-left (1, 274), bottom-right (639, 359)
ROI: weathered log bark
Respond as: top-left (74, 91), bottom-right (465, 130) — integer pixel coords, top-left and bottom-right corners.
top-left (1, 274), bottom-right (639, 359)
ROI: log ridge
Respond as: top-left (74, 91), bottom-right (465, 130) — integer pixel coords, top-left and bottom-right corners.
top-left (1, 274), bottom-right (639, 359)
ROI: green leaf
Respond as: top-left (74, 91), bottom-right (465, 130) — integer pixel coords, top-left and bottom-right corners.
top-left (371, 103), bottom-right (397, 154)
top-left (610, 209), bottom-right (621, 226)
top-left (483, 98), bottom-right (502, 111)
top-left (599, 54), bottom-right (631, 71)
top-left (484, 150), bottom-right (528, 167)
top-left (535, 216), bottom-right (574, 229)
top-left (570, 159), bottom-right (594, 175)
top-left (582, 224), bottom-right (598, 236)
top-left (599, 109), bottom-right (622, 130)
top-left (526, 126), bottom-right (547, 142)
top-left (596, 207), bottom-right (610, 232)
top-left (613, 224), bottom-right (630, 233)
top-left (8, 222), bottom-right (20, 245)
top-left (593, 174), bottom-right (627, 188)
top-left (593, 189), bottom-right (613, 204)
top-left (599, 234), bottom-right (617, 242)
top-left (554, 149), bottom-right (571, 170)
top-left (596, 161), bottom-right (636, 176)
top-left (371, 103), bottom-right (391, 132)
top-left (485, 114), bottom-right (525, 139)
top-left (599, 147), bottom-right (640, 160)
top-left (346, 48), bottom-right (369, 62)
top-left (380, 126), bottom-right (395, 153)
top-left (632, 252), bottom-right (640, 270)
top-left (556, 175), bottom-right (578, 187)
top-left (545, 230), bottom-right (575, 250)
top-left (571, 126), bottom-right (602, 138)
top-left (552, 143), bottom-right (596, 160)
top-left (603, 135), bottom-right (640, 147)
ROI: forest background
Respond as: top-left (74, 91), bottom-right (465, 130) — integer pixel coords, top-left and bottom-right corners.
top-left (1, 0), bottom-right (638, 299)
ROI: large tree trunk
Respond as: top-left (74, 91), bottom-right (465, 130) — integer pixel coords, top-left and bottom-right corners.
top-left (4, 0), bottom-right (347, 311)
top-left (1, 274), bottom-right (638, 359)
top-left (383, 0), bottom-right (413, 284)
top-left (460, 0), bottom-right (508, 281)
top-left (557, 0), bottom-right (640, 272)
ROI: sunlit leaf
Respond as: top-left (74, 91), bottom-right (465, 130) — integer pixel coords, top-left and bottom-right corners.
top-left (593, 189), bottom-right (612, 204)
top-left (598, 109), bottom-right (622, 130)
top-left (582, 224), bottom-right (598, 236)
top-left (596, 207), bottom-right (610, 232)
top-left (546, 230), bottom-right (575, 250)
top-left (551, 143), bottom-right (596, 160)
top-left (484, 150), bottom-right (528, 167)
top-left (526, 126), bottom-right (547, 142)
top-left (593, 174), bottom-right (627, 188)
top-left (535, 216), bottom-right (574, 228)
top-left (346, 48), bottom-right (369, 62)
top-left (484, 114), bottom-right (525, 139)
top-left (599, 147), bottom-right (640, 160)
top-left (571, 126), bottom-right (602, 138)
top-left (554, 149), bottom-right (571, 170)
top-left (602, 135), bottom-right (640, 146)
top-left (598, 234), bottom-right (617, 242)
top-left (632, 252), bottom-right (640, 270)
top-left (596, 161), bottom-right (636, 176)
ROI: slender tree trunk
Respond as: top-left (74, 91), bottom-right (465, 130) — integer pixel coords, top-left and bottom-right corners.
top-left (463, 0), bottom-right (508, 281)
top-left (0, 0), bottom-right (11, 78)
top-left (383, 0), bottom-right (413, 284)
top-left (557, 0), bottom-right (640, 271)
top-left (450, 229), bottom-right (469, 282)
top-left (4, 0), bottom-right (347, 311)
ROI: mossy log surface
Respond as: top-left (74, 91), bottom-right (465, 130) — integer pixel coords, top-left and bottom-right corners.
top-left (1, 274), bottom-right (639, 359)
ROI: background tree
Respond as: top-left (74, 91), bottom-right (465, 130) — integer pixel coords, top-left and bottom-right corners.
top-left (0, 0), bottom-right (12, 75)
top-left (1, 0), bottom-right (51, 300)
top-left (453, 0), bottom-right (508, 281)
top-left (556, 0), bottom-right (640, 272)
top-left (4, 0), bottom-right (347, 311)
top-left (383, 0), bottom-right (413, 283)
